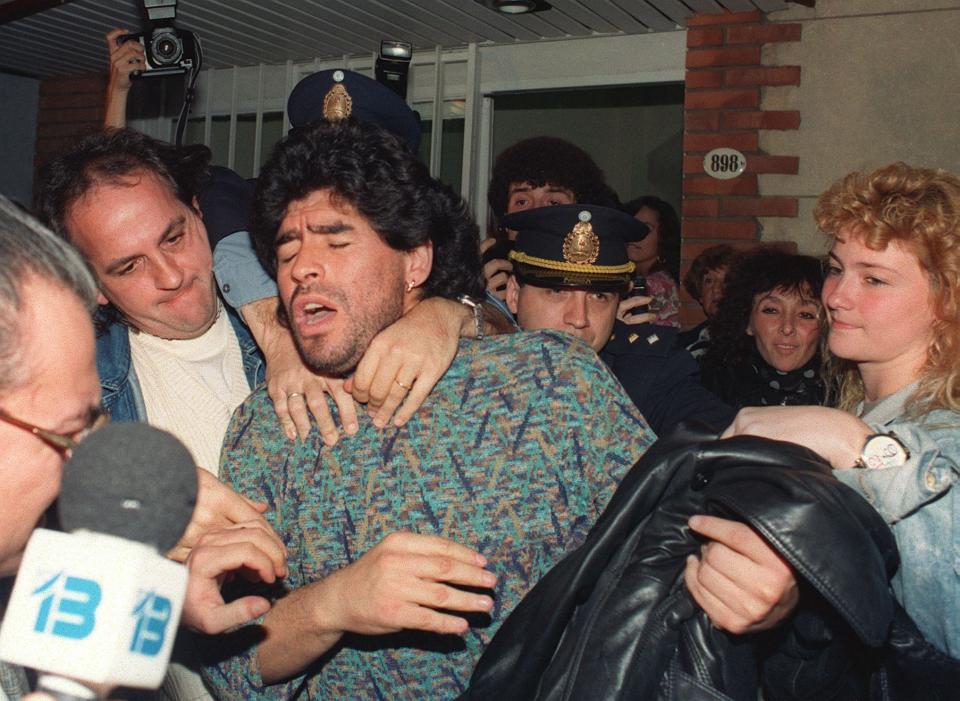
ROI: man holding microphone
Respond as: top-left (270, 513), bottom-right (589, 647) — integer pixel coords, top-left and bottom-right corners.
top-left (0, 196), bottom-right (285, 700)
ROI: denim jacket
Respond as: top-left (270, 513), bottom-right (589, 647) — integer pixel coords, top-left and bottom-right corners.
top-left (834, 384), bottom-right (960, 657)
top-left (96, 305), bottom-right (265, 424)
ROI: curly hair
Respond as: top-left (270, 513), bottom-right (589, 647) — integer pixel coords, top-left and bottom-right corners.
top-left (487, 136), bottom-right (615, 222)
top-left (682, 243), bottom-right (738, 302)
top-left (253, 119), bottom-right (484, 302)
top-left (703, 247), bottom-right (825, 369)
top-left (814, 162), bottom-right (960, 414)
top-left (622, 195), bottom-right (681, 280)
top-left (35, 127), bottom-right (211, 243)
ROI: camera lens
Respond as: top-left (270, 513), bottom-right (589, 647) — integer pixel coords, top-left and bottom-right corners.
top-left (150, 30), bottom-right (183, 66)
top-left (156, 38), bottom-right (176, 58)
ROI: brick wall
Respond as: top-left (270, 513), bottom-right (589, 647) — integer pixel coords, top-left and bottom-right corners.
top-left (35, 73), bottom-right (106, 173)
top-left (681, 10), bottom-right (802, 326)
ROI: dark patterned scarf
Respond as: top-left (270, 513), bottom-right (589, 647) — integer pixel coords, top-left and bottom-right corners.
top-left (749, 346), bottom-right (825, 407)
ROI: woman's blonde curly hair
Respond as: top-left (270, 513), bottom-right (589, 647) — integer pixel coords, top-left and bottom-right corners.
top-left (815, 161), bottom-right (960, 415)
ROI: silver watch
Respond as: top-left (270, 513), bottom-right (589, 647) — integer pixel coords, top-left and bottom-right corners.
top-left (457, 294), bottom-right (485, 340)
top-left (855, 432), bottom-right (909, 470)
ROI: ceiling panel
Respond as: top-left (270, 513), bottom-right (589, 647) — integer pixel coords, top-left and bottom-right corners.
top-left (0, 0), bottom-right (793, 79)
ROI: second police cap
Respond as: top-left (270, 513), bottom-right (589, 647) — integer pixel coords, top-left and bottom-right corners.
top-left (286, 69), bottom-right (422, 151)
top-left (502, 204), bottom-right (649, 292)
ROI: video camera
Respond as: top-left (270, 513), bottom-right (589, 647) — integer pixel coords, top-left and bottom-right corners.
top-left (119, 0), bottom-right (198, 78)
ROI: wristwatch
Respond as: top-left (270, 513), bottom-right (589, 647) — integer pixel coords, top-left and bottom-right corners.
top-left (457, 294), bottom-right (485, 340)
top-left (854, 432), bottom-right (909, 470)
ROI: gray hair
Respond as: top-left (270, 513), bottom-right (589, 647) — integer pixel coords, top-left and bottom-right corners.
top-left (0, 194), bottom-right (98, 391)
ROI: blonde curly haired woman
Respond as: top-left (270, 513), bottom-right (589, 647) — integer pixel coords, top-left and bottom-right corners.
top-left (724, 162), bottom-right (960, 657)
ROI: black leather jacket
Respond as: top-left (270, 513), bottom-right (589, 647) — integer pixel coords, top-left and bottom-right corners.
top-left (462, 426), bottom-right (901, 701)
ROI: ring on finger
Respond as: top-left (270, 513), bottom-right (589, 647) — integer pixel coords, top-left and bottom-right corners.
top-left (287, 392), bottom-right (304, 400)
top-left (395, 379), bottom-right (413, 391)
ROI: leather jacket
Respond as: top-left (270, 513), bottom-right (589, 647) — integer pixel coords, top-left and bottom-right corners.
top-left (463, 425), bottom-right (901, 701)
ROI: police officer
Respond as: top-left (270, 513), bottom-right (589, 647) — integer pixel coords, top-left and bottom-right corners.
top-left (502, 204), bottom-right (734, 435)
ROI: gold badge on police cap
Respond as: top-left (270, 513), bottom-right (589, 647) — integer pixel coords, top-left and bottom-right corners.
top-left (562, 210), bottom-right (600, 265)
top-left (322, 70), bottom-right (353, 122)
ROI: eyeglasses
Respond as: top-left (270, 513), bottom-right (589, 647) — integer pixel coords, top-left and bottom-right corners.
top-left (0, 406), bottom-right (109, 454)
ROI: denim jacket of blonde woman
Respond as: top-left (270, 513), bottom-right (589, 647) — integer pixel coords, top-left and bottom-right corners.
top-left (833, 381), bottom-right (960, 657)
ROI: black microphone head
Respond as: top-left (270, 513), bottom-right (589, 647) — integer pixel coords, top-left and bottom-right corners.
top-left (58, 423), bottom-right (198, 552)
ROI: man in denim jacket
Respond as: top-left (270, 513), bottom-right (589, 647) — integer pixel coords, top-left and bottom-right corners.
top-left (0, 195), bottom-right (285, 701)
top-left (37, 129), bottom-right (264, 479)
top-left (35, 127), bottom-right (278, 701)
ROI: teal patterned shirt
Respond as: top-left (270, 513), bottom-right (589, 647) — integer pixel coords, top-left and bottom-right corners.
top-left (203, 330), bottom-right (654, 700)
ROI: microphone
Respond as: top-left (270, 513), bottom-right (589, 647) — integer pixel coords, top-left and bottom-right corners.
top-left (0, 423), bottom-right (198, 693)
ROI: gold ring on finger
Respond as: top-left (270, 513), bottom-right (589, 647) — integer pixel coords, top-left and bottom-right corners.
top-left (395, 379), bottom-right (412, 391)
top-left (287, 392), bottom-right (303, 400)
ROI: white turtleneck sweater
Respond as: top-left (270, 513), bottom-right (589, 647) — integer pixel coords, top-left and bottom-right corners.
top-left (128, 304), bottom-right (252, 476)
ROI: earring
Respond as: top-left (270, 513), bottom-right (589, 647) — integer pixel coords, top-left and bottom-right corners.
top-left (405, 280), bottom-right (416, 293)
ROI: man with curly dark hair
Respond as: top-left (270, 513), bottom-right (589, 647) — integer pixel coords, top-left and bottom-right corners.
top-left (482, 136), bottom-right (620, 301)
top-left (487, 136), bottom-right (614, 224)
top-left (204, 119), bottom-right (656, 700)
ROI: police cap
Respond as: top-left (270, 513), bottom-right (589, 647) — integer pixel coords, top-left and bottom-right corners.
top-left (503, 204), bottom-right (649, 292)
top-left (287, 69), bottom-right (421, 151)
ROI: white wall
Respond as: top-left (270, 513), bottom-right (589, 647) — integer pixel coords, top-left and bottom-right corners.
top-left (759, 0), bottom-right (960, 253)
top-left (132, 31), bottom-right (688, 227)
top-left (474, 32), bottom-right (686, 229)
top-left (477, 31), bottom-right (685, 93)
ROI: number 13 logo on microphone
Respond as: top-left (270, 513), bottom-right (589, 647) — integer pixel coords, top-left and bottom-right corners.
top-left (32, 572), bottom-right (101, 640)
top-left (131, 591), bottom-right (172, 656)
top-left (31, 572), bottom-right (172, 657)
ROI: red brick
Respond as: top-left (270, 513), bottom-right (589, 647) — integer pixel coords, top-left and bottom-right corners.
top-left (684, 111), bottom-right (721, 132)
top-left (40, 92), bottom-right (106, 110)
top-left (687, 11), bottom-right (761, 27)
top-left (685, 69), bottom-right (724, 89)
top-left (684, 131), bottom-right (759, 153)
top-left (722, 110), bottom-right (800, 130)
top-left (37, 122), bottom-right (101, 139)
top-left (684, 219), bottom-right (759, 239)
top-left (748, 155), bottom-right (799, 174)
top-left (36, 124), bottom-right (102, 149)
top-left (39, 107), bottom-right (103, 124)
top-left (725, 66), bottom-right (801, 87)
top-left (40, 75), bottom-right (107, 96)
top-left (35, 138), bottom-right (73, 160)
top-left (687, 27), bottom-right (723, 48)
top-left (721, 197), bottom-right (798, 217)
top-left (681, 240), bottom-right (758, 261)
top-left (683, 174), bottom-right (758, 196)
top-left (686, 46), bottom-right (761, 69)
top-left (682, 199), bottom-right (721, 218)
top-left (684, 88), bottom-right (758, 110)
top-left (726, 23), bottom-right (802, 45)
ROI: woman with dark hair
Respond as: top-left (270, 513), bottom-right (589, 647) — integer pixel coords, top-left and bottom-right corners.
top-left (700, 247), bottom-right (826, 409)
top-left (677, 243), bottom-right (739, 357)
top-left (622, 196), bottom-right (682, 327)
